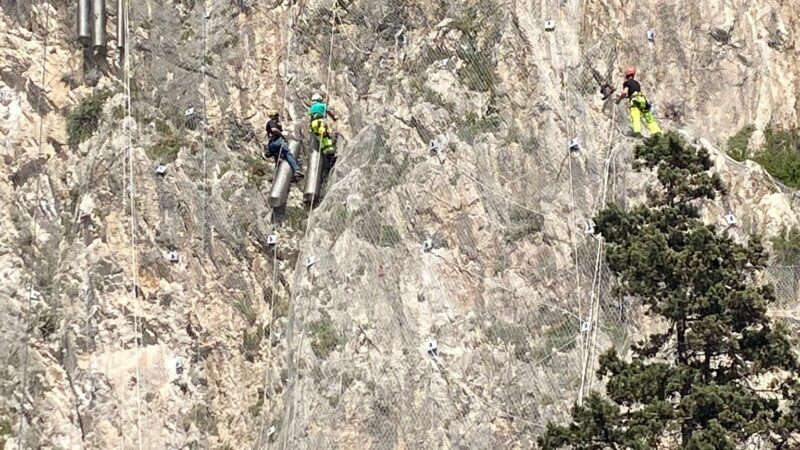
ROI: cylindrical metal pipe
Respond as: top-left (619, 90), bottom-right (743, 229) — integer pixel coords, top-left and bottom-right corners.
top-left (268, 141), bottom-right (301, 208)
top-left (92, 0), bottom-right (106, 49)
top-left (303, 146), bottom-right (323, 204)
top-left (78, 0), bottom-right (92, 45)
top-left (116, 0), bottom-right (125, 50)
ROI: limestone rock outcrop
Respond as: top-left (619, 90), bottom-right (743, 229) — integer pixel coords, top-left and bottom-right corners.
top-left (1, 0), bottom-right (799, 448)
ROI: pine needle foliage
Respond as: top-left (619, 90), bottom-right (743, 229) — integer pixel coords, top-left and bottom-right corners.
top-left (539, 132), bottom-right (800, 450)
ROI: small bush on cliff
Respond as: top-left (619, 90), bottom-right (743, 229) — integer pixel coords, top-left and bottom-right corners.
top-left (727, 126), bottom-right (800, 189)
top-left (233, 296), bottom-right (257, 326)
top-left (753, 128), bottom-right (800, 189)
top-left (145, 120), bottom-right (186, 164)
top-left (726, 124), bottom-right (755, 161)
top-left (310, 316), bottom-right (340, 359)
top-left (285, 206), bottom-right (308, 230)
top-left (66, 89), bottom-right (111, 148)
top-left (771, 226), bottom-right (800, 266)
top-left (0, 417), bottom-right (12, 448)
top-left (243, 154), bottom-right (271, 187)
top-left (539, 132), bottom-right (800, 449)
top-left (240, 327), bottom-right (263, 363)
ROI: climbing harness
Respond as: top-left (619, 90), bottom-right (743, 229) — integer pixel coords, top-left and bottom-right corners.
top-left (629, 92), bottom-right (651, 111)
top-left (310, 118), bottom-right (335, 154)
top-left (627, 91), bottom-right (661, 135)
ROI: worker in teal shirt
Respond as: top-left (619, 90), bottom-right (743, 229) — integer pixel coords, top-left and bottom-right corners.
top-left (309, 93), bottom-right (337, 121)
top-left (309, 93), bottom-right (339, 181)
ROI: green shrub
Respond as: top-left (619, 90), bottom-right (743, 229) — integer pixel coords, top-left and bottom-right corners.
top-left (323, 204), bottom-right (349, 239)
top-left (145, 135), bottom-right (183, 164)
top-left (218, 161), bottom-right (232, 178)
top-left (66, 89), bottom-right (111, 148)
top-left (182, 404), bottom-right (215, 433)
top-left (409, 77), bottom-right (446, 106)
top-left (459, 112), bottom-right (503, 143)
top-left (310, 317), bottom-right (340, 359)
top-left (485, 322), bottom-right (533, 362)
top-left (180, 28), bottom-right (195, 41)
top-left (361, 222), bottom-right (402, 247)
top-left (504, 222), bottom-right (542, 243)
top-left (37, 305), bottom-right (60, 339)
top-left (248, 389), bottom-right (264, 416)
top-left (504, 208), bottom-right (544, 242)
top-left (533, 318), bottom-right (577, 361)
top-left (449, 7), bottom-right (480, 35)
top-left (0, 418), bottom-right (11, 448)
top-left (453, 15), bottom-right (498, 93)
top-left (233, 297), bottom-right (257, 325)
top-left (458, 50), bottom-right (497, 93)
top-left (112, 105), bottom-right (126, 120)
top-left (154, 118), bottom-right (171, 134)
top-left (285, 206), bottom-right (309, 230)
top-left (753, 128), bottom-right (800, 188)
top-left (728, 126), bottom-right (800, 188)
top-left (271, 293), bottom-right (290, 321)
top-left (241, 328), bottom-right (263, 362)
top-left (726, 125), bottom-right (755, 161)
top-left (143, 117), bottom-right (188, 164)
top-left (377, 225), bottom-right (402, 246)
top-left (771, 227), bottom-right (800, 265)
top-left (243, 155), bottom-right (271, 187)
top-left (505, 123), bottom-right (539, 153)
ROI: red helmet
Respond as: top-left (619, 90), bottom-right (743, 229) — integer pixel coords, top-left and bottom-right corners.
top-left (624, 67), bottom-right (636, 77)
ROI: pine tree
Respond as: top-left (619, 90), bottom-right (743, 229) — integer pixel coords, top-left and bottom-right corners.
top-left (538, 132), bottom-right (800, 449)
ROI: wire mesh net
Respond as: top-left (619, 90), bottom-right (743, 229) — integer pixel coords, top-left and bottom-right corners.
top-left (4, 0), bottom-right (800, 449)
top-left (270, 0), bottom-right (637, 447)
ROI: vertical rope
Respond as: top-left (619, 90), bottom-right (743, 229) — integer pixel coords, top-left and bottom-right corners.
top-left (201, 0), bottom-right (208, 251)
top-left (122, 0), bottom-right (143, 446)
top-left (16, 2), bottom-right (50, 447)
top-left (583, 106), bottom-right (618, 395)
top-left (567, 152), bottom-right (587, 406)
top-left (282, 2), bottom-right (340, 447)
top-left (190, 1), bottom-right (210, 447)
top-left (308, 1), bottom-right (339, 210)
top-left (255, 1), bottom-right (306, 446)
top-left (550, 0), bottom-right (588, 405)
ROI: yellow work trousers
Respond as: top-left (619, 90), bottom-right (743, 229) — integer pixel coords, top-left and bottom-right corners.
top-left (629, 105), bottom-right (661, 135)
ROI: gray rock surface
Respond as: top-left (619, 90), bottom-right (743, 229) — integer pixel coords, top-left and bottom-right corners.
top-left (1, 0), bottom-right (799, 448)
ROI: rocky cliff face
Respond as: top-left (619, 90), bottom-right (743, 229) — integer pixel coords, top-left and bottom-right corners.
top-left (1, 0), bottom-right (799, 448)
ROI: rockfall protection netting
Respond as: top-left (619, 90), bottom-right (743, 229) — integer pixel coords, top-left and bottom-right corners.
top-left (273, 0), bottom-right (648, 448)
top-left (7, 0), bottom-right (287, 447)
top-left (6, 0), bottom-right (800, 449)
top-left (271, 0), bottom-right (800, 446)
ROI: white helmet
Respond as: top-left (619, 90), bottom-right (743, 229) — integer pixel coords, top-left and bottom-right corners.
top-left (311, 93), bottom-right (324, 103)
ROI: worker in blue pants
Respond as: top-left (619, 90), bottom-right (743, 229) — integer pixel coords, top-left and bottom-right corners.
top-left (265, 109), bottom-right (304, 179)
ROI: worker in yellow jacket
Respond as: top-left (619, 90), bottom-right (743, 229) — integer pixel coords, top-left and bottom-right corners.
top-left (616, 67), bottom-right (662, 137)
top-left (309, 93), bottom-right (339, 179)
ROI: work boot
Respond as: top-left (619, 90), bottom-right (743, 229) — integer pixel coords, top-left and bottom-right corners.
top-left (627, 131), bottom-right (642, 138)
top-left (293, 170), bottom-right (305, 181)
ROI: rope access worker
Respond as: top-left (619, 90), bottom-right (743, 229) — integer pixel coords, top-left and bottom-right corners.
top-left (309, 93), bottom-right (339, 179)
top-left (265, 109), bottom-right (304, 180)
top-left (616, 67), bottom-right (662, 138)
